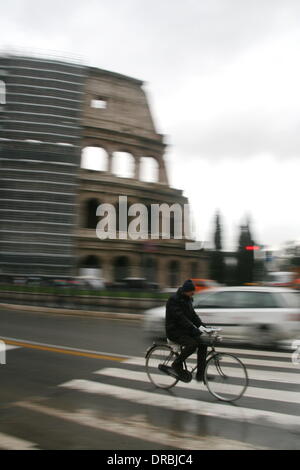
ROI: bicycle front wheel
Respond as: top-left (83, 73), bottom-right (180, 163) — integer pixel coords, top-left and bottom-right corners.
top-left (146, 344), bottom-right (179, 389)
top-left (205, 353), bottom-right (248, 402)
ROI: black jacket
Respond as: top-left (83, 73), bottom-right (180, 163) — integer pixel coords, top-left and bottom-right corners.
top-left (165, 288), bottom-right (206, 340)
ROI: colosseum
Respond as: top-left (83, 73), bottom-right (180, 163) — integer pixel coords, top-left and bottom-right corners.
top-left (0, 53), bottom-right (209, 288)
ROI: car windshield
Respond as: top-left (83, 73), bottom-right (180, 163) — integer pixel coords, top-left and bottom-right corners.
top-left (193, 290), bottom-right (289, 309)
top-left (193, 292), bottom-right (218, 307)
top-left (232, 291), bottom-right (280, 308)
top-left (193, 291), bottom-right (238, 308)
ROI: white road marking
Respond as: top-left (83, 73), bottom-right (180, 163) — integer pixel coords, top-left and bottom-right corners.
top-left (0, 336), bottom-right (130, 359)
top-left (130, 353), bottom-right (298, 370)
top-left (216, 347), bottom-right (293, 358)
top-left (127, 357), bottom-right (300, 384)
top-left (0, 432), bottom-right (38, 450)
top-left (15, 401), bottom-right (265, 449)
top-left (230, 357), bottom-right (297, 369)
top-left (58, 379), bottom-right (300, 433)
top-left (4, 345), bottom-right (21, 351)
top-left (95, 367), bottom-right (300, 404)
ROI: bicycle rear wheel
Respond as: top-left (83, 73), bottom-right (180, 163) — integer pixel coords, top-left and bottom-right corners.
top-left (204, 353), bottom-right (248, 402)
top-left (146, 344), bottom-right (179, 389)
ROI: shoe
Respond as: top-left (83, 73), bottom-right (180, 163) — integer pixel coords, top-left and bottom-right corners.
top-left (171, 361), bottom-right (192, 382)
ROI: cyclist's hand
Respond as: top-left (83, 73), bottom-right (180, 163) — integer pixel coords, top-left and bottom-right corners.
top-left (199, 326), bottom-right (213, 334)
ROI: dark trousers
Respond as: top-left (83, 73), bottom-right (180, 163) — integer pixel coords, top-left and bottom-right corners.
top-left (169, 334), bottom-right (207, 378)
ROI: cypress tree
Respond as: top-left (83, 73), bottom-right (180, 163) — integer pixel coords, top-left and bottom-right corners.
top-left (210, 211), bottom-right (225, 283)
top-left (236, 220), bottom-right (255, 285)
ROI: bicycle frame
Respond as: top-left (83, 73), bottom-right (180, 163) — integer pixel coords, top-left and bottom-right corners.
top-left (186, 343), bottom-right (218, 374)
top-left (146, 332), bottom-right (221, 375)
top-left (145, 338), bottom-right (218, 372)
top-left (145, 331), bottom-right (248, 401)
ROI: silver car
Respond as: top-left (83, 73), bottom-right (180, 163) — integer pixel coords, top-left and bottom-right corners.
top-left (143, 286), bottom-right (300, 347)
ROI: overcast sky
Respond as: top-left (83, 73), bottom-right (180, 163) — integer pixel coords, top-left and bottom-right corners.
top-left (1, 0), bottom-right (300, 250)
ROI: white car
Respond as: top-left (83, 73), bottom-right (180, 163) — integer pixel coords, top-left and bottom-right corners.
top-left (143, 286), bottom-right (300, 347)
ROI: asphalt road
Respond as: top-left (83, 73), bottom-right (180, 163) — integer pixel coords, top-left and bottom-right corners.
top-left (0, 307), bottom-right (299, 450)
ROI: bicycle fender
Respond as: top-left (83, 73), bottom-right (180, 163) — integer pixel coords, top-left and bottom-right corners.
top-left (145, 343), bottom-right (157, 358)
top-left (145, 342), bottom-right (169, 358)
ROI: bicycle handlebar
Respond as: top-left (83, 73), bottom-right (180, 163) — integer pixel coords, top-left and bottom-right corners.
top-left (203, 327), bottom-right (223, 344)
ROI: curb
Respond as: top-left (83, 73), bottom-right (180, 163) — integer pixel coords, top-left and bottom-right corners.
top-left (0, 303), bottom-right (144, 321)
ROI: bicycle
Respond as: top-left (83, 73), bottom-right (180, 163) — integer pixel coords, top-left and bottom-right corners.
top-left (145, 328), bottom-right (249, 402)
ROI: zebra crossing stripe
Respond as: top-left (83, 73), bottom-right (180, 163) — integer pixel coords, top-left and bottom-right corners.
top-left (95, 367), bottom-right (300, 404)
top-left (127, 353), bottom-right (298, 370)
top-left (125, 357), bottom-right (300, 385)
top-left (58, 379), bottom-right (300, 433)
top-left (231, 357), bottom-right (298, 369)
top-left (15, 401), bottom-right (263, 450)
top-left (216, 347), bottom-right (293, 358)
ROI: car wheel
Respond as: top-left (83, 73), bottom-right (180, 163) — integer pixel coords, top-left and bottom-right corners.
top-left (249, 324), bottom-right (279, 348)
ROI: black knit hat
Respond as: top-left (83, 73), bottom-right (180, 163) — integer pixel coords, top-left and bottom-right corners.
top-left (181, 279), bottom-right (195, 292)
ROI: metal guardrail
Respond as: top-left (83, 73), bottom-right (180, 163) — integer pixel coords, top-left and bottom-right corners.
top-left (0, 286), bottom-right (166, 313)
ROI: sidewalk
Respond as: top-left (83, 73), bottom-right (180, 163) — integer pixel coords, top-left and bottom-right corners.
top-left (0, 302), bottom-right (144, 320)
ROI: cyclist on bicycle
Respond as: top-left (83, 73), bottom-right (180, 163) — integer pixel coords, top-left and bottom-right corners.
top-left (165, 279), bottom-right (210, 382)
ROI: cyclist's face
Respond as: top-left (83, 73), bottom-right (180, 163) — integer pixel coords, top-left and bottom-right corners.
top-left (184, 290), bottom-right (195, 297)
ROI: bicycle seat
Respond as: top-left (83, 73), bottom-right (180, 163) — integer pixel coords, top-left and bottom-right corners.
top-left (167, 338), bottom-right (182, 352)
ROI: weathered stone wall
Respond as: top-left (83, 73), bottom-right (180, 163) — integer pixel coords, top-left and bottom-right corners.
top-left (0, 54), bottom-right (209, 285)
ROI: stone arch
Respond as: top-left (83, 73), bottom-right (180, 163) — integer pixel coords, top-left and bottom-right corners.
top-left (142, 256), bottom-right (157, 283)
top-left (190, 261), bottom-right (198, 278)
top-left (84, 198), bottom-right (100, 229)
top-left (0, 80), bottom-right (6, 105)
top-left (169, 213), bottom-right (175, 238)
top-left (146, 203), bottom-right (152, 235)
top-left (113, 256), bottom-right (130, 281)
top-left (168, 260), bottom-right (180, 287)
top-left (139, 156), bottom-right (159, 183)
top-left (112, 151), bottom-right (135, 178)
top-left (79, 255), bottom-right (102, 278)
top-left (114, 197), bottom-right (136, 233)
top-left (81, 146), bottom-right (108, 171)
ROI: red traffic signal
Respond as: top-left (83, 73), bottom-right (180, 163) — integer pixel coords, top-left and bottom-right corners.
top-left (245, 245), bottom-right (260, 251)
